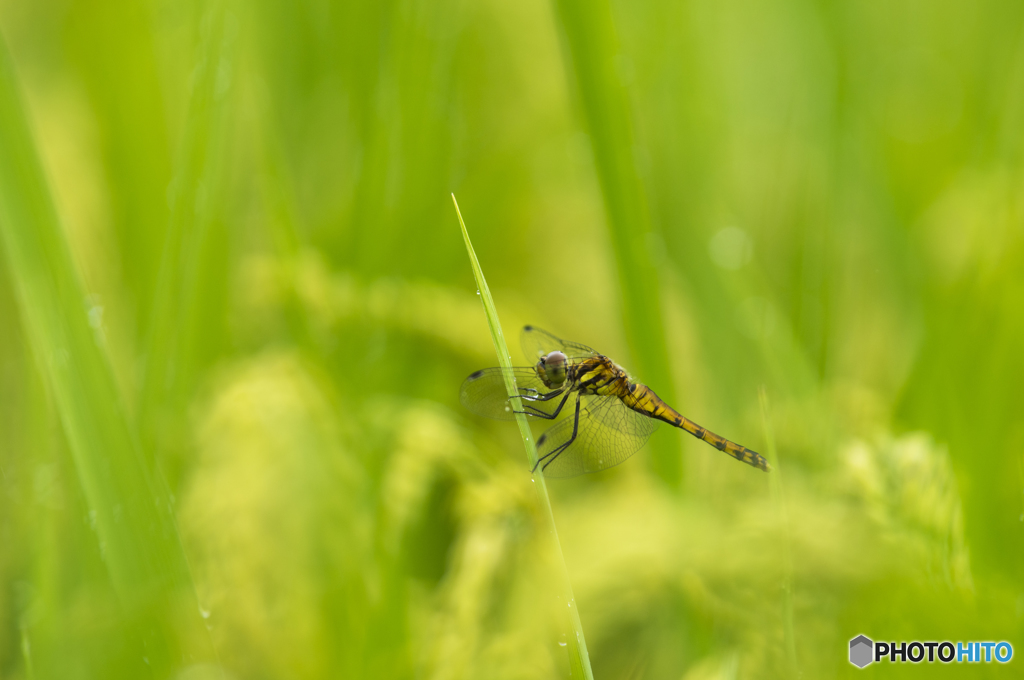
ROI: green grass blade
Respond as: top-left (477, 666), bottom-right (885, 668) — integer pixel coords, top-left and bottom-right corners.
top-left (453, 194), bottom-right (594, 680)
top-left (551, 0), bottom-right (679, 486)
top-left (0, 35), bottom-right (216, 677)
top-left (140, 3), bottom-right (234, 460)
top-left (760, 387), bottom-right (798, 676)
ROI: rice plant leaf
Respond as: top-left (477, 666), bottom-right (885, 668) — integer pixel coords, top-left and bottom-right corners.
top-left (761, 388), bottom-right (798, 676)
top-left (0, 34), bottom-right (216, 677)
top-left (551, 0), bottom-right (680, 486)
top-left (453, 194), bottom-right (595, 680)
top-left (140, 3), bottom-right (235, 458)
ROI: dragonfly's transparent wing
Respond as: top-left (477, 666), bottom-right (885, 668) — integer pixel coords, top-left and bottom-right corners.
top-left (521, 326), bottom-right (598, 362)
top-left (460, 367), bottom-right (570, 421)
top-left (593, 389), bottom-right (662, 438)
top-left (535, 395), bottom-right (658, 478)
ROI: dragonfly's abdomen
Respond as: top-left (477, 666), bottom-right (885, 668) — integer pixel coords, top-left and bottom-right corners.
top-left (623, 383), bottom-right (771, 472)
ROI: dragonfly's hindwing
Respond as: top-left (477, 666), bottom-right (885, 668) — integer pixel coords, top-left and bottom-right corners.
top-left (535, 394), bottom-right (658, 478)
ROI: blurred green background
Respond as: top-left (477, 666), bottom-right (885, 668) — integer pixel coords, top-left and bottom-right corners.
top-left (1, 0), bottom-right (1023, 678)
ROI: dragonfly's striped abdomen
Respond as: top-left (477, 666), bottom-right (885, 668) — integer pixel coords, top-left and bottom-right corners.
top-left (622, 382), bottom-right (771, 472)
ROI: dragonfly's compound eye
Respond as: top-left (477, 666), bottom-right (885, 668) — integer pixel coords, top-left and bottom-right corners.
top-left (536, 350), bottom-right (568, 388)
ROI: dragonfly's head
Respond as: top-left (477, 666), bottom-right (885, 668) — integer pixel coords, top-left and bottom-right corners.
top-left (535, 351), bottom-right (568, 388)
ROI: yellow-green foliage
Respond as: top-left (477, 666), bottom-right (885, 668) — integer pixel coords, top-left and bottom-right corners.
top-left (1, 0), bottom-right (1022, 679)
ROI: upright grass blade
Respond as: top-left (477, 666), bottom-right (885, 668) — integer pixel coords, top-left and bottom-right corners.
top-left (453, 195), bottom-right (594, 680)
top-left (140, 2), bottom-right (235, 472)
top-left (551, 0), bottom-right (679, 487)
top-left (0, 34), bottom-right (215, 678)
top-left (760, 387), bottom-right (798, 675)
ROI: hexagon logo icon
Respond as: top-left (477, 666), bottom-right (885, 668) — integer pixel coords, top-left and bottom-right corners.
top-left (850, 635), bottom-right (874, 668)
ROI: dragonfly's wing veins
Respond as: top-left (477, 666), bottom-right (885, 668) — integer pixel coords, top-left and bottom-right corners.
top-left (521, 326), bottom-right (598, 362)
top-left (460, 367), bottom-right (568, 421)
top-left (591, 387), bottom-right (664, 436)
top-left (535, 395), bottom-right (657, 478)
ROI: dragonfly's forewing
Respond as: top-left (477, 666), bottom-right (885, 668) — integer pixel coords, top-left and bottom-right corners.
top-left (535, 395), bottom-right (658, 478)
top-left (460, 367), bottom-right (568, 421)
top-left (521, 326), bottom-right (598, 362)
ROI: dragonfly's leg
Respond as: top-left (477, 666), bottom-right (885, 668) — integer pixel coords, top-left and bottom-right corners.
top-left (515, 390), bottom-right (571, 419)
top-left (519, 389), bottom-right (564, 402)
top-left (518, 398), bottom-right (562, 417)
top-left (531, 394), bottom-right (582, 473)
top-left (511, 388), bottom-right (564, 417)
top-left (521, 403), bottom-right (551, 417)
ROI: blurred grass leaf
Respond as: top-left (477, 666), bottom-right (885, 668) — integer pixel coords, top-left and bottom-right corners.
top-left (0, 33), bottom-right (215, 678)
top-left (552, 0), bottom-right (679, 486)
top-left (140, 2), bottom-right (236, 473)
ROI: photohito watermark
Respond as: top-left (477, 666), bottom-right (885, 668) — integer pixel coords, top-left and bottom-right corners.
top-left (849, 635), bottom-right (1013, 668)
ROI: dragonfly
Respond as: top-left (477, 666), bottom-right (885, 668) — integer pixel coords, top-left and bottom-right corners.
top-left (460, 326), bottom-right (770, 478)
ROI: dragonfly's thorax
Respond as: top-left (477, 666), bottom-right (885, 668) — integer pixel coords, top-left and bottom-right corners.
top-left (569, 356), bottom-right (630, 396)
